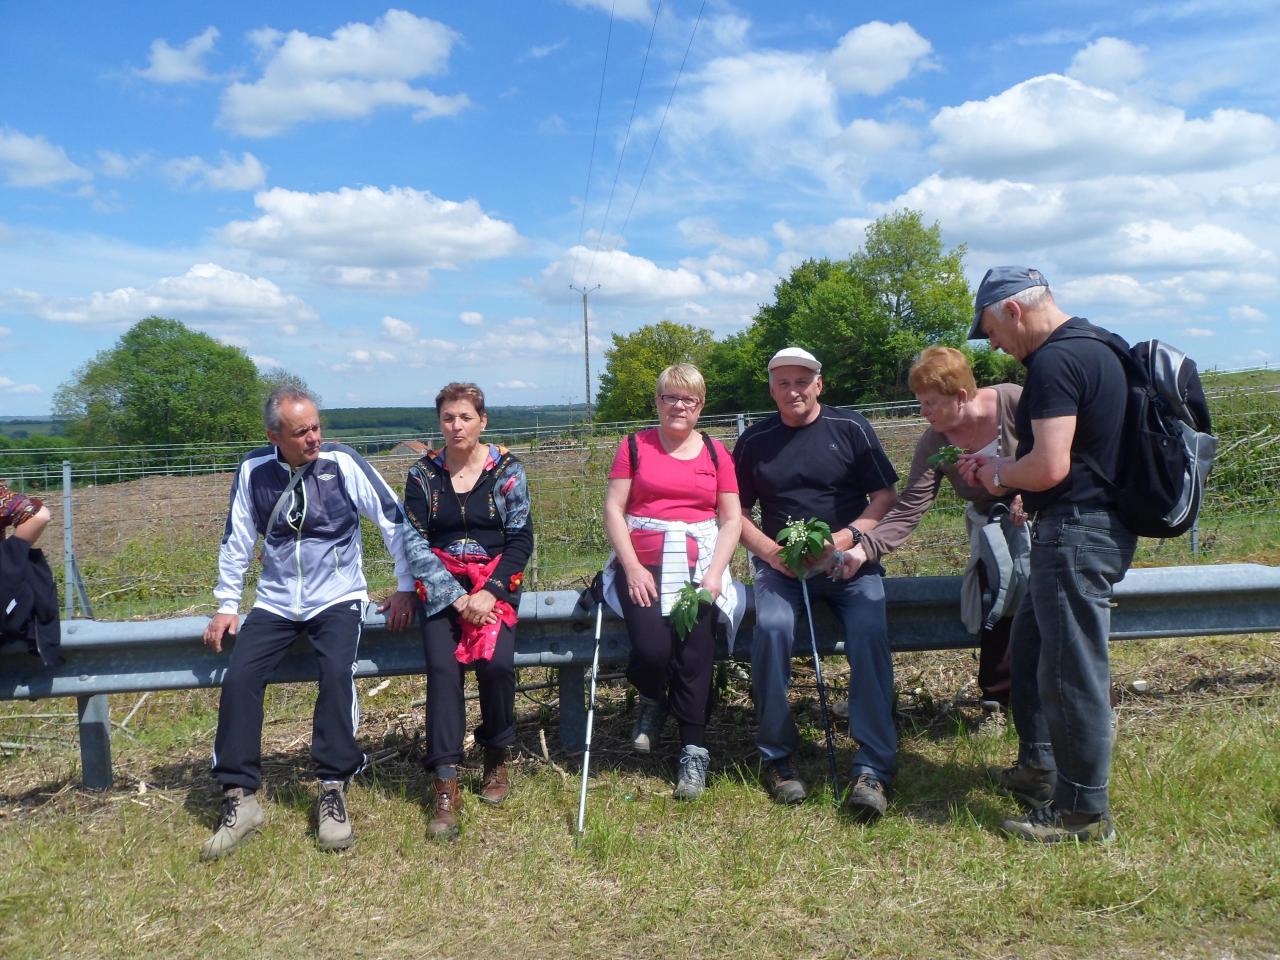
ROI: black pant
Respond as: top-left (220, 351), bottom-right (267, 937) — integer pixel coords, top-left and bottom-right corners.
top-left (978, 616), bottom-right (1013, 705)
top-left (617, 563), bottom-right (716, 747)
top-left (212, 601), bottom-right (365, 791)
top-left (422, 605), bottom-right (517, 769)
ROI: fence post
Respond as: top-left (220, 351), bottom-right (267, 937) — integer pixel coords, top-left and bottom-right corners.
top-left (735, 413), bottom-right (746, 437)
top-left (62, 460), bottom-right (74, 621)
top-left (76, 694), bottom-right (113, 789)
top-left (1191, 521), bottom-right (1200, 560)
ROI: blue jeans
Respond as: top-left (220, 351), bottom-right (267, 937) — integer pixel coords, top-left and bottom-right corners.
top-left (751, 559), bottom-right (897, 783)
top-left (1010, 506), bottom-right (1136, 815)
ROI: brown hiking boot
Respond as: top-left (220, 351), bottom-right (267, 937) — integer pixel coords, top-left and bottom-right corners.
top-left (427, 777), bottom-right (462, 840)
top-left (478, 748), bottom-right (511, 806)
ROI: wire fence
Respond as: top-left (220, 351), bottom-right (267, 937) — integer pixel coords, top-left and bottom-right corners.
top-left (4, 389), bottom-right (1279, 621)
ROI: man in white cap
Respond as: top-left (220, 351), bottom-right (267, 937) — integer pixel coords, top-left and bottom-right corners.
top-left (733, 347), bottom-right (899, 817)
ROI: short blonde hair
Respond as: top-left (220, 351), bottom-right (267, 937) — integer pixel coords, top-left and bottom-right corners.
top-left (655, 363), bottom-right (706, 403)
top-left (908, 346), bottom-right (977, 398)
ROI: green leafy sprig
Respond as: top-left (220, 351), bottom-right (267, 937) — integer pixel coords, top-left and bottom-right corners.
top-left (775, 517), bottom-right (834, 577)
top-left (927, 444), bottom-right (963, 467)
top-left (671, 580), bottom-right (713, 641)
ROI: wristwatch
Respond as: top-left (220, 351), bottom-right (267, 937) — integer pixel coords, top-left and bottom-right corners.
top-left (846, 524), bottom-right (863, 546)
top-left (992, 464), bottom-right (1004, 490)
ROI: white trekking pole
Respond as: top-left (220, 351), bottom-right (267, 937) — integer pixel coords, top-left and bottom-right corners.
top-left (576, 573), bottom-right (606, 836)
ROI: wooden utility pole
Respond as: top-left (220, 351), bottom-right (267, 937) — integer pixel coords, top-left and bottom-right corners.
top-left (569, 283), bottom-right (600, 421)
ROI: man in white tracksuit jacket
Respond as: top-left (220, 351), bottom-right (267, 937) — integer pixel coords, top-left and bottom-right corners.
top-left (199, 386), bottom-right (415, 860)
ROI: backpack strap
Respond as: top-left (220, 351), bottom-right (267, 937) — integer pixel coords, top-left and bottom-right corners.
top-left (699, 431), bottom-right (720, 469)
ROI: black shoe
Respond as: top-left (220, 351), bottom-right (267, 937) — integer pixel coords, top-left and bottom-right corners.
top-left (763, 759), bottom-right (807, 804)
top-left (1000, 805), bottom-right (1116, 844)
top-left (844, 773), bottom-right (887, 820)
top-left (987, 763), bottom-right (1054, 809)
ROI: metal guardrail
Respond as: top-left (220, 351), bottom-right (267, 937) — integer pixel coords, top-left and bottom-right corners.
top-left (4, 563), bottom-right (1280, 790)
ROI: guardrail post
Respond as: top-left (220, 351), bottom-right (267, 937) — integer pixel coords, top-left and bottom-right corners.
top-left (76, 694), bottom-right (113, 789)
top-left (62, 460), bottom-right (74, 621)
top-left (558, 665), bottom-right (586, 754)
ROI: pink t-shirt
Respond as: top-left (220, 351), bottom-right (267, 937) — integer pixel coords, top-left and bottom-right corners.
top-left (608, 429), bottom-right (738, 566)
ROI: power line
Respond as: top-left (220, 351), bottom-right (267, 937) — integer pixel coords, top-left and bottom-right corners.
top-left (583, 1), bottom-right (663, 287)
top-left (569, 1), bottom-right (617, 287)
top-left (609, 0), bottom-right (706, 258)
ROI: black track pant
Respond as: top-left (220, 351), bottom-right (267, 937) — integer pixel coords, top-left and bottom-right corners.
top-left (422, 605), bottom-right (517, 770)
top-left (212, 601), bottom-right (365, 791)
top-left (617, 563), bottom-right (716, 747)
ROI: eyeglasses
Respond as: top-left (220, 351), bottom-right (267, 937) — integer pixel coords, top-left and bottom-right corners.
top-left (659, 394), bottom-right (701, 408)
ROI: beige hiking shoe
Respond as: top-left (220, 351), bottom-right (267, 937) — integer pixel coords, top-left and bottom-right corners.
top-left (200, 787), bottom-right (265, 861)
top-left (316, 780), bottom-right (354, 852)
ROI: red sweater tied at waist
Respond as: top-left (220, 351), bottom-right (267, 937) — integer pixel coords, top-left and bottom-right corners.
top-left (426, 548), bottom-right (519, 664)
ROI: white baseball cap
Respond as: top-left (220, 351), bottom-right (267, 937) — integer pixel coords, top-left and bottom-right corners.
top-left (767, 346), bottom-right (822, 373)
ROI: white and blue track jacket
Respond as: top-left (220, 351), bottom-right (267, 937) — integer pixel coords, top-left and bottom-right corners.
top-left (215, 442), bottom-right (413, 621)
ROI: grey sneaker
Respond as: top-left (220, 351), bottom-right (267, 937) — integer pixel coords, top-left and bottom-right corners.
top-left (673, 745), bottom-right (710, 800)
top-left (1000, 805), bottom-right (1116, 844)
top-left (988, 763), bottom-right (1054, 809)
top-left (630, 694), bottom-right (666, 753)
top-left (316, 780), bottom-right (353, 852)
top-left (764, 758), bottom-right (807, 804)
top-left (845, 772), bottom-right (888, 820)
top-left (200, 787), bottom-right (265, 861)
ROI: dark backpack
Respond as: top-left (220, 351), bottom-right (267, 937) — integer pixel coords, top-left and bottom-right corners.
top-left (1059, 322), bottom-right (1217, 538)
top-left (0, 538), bottom-right (62, 666)
top-left (627, 430), bottom-right (720, 473)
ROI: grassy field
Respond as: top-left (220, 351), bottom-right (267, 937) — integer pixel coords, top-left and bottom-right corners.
top-left (1, 635), bottom-right (1277, 959)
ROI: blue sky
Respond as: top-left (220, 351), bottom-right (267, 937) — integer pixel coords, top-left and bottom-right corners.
top-left (1, 1), bottom-right (1277, 416)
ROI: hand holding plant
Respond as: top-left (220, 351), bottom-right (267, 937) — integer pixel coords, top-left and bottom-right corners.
top-left (775, 517), bottom-right (834, 577)
top-left (671, 580), bottom-right (713, 641)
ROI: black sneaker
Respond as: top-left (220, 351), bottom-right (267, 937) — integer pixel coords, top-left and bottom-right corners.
top-left (1000, 805), bottom-right (1116, 844)
top-left (764, 759), bottom-right (807, 804)
top-left (987, 763), bottom-right (1054, 809)
top-left (844, 772), bottom-right (888, 820)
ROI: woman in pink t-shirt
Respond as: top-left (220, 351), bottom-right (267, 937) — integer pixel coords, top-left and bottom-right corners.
top-left (603, 364), bottom-right (741, 800)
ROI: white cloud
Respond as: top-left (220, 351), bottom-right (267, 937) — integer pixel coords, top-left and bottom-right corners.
top-left (136, 26), bottom-right (220, 84)
top-left (566, 0), bottom-right (652, 22)
top-left (5, 263), bottom-right (316, 328)
top-left (1055, 274), bottom-right (1171, 309)
top-left (773, 216), bottom-right (871, 265)
top-left (252, 354), bottom-right (283, 368)
top-left (460, 311), bottom-right (484, 327)
top-left (539, 246), bottom-right (706, 302)
top-left (219, 10), bottom-right (469, 137)
top-left (98, 150), bottom-right (150, 179)
top-left (0, 128), bottom-right (91, 188)
top-left (165, 152), bottom-right (267, 191)
top-left (828, 21), bottom-right (932, 95)
top-left (1116, 219), bottom-right (1269, 269)
top-left (676, 218), bottom-right (770, 261)
top-left (931, 74), bottom-right (1280, 179)
top-left (523, 40), bottom-right (567, 61)
top-left (0, 325), bottom-right (9, 337)
top-left (0, 376), bottom-right (40, 394)
top-left (1230, 305), bottom-right (1267, 322)
top-left (381, 315), bottom-right (415, 341)
top-left (496, 379), bottom-right (537, 389)
top-left (221, 185), bottom-right (522, 289)
top-left (1183, 327), bottom-right (1214, 336)
top-left (1067, 37), bottom-right (1148, 89)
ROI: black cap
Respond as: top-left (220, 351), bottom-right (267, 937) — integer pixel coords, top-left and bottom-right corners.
top-left (968, 266), bottom-right (1048, 339)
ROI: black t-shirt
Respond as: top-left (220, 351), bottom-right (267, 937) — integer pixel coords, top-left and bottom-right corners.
top-left (1015, 317), bottom-right (1127, 513)
top-left (733, 404), bottom-right (899, 540)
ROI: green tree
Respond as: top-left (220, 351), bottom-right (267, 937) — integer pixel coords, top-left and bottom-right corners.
top-left (595, 321), bottom-right (715, 422)
top-left (714, 210), bottom-right (974, 407)
top-left (53, 317), bottom-right (268, 446)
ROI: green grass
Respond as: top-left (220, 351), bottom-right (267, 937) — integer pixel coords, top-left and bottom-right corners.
top-left (2, 638), bottom-right (1277, 959)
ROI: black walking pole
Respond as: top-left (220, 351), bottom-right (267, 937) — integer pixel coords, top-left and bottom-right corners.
top-left (799, 574), bottom-right (840, 803)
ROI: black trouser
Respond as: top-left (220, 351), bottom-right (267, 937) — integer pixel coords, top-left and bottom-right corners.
top-left (617, 563), bottom-right (716, 748)
top-left (978, 616), bottom-right (1013, 705)
top-left (212, 601), bottom-right (365, 791)
top-left (422, 605), bottom-right (517, 770)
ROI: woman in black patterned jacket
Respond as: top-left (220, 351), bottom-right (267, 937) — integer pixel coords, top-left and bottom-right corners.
top-left (401, 382), bottom-right (533, 840)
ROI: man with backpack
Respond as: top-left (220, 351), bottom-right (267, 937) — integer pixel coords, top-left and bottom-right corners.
top-left (962, 266), bottom-right (1137, 843)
